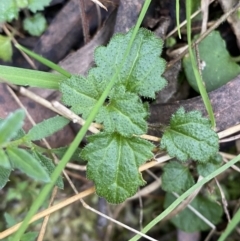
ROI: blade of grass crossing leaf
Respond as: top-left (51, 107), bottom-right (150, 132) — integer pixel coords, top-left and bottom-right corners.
top-left (0, 65), bottom-right (67, 89)
top-left (129, 154), bottom-right (240, 241)
top-left (15, 44), bottom-right (71, 78)
top-left (176, 0), bottom-right (181, 38)
top-left (186, 0), bottom-right (215, 128)
top-left (0, 109), bottom-right (25, 145)
top-left (218, 207), bottom-right (240, 241)
top-left (12, 1), bottom-right (152, 240)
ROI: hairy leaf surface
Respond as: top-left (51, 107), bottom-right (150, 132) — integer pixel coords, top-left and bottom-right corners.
top-left (0, 166), bottom-right (11, 189)
top-left (33, 151), bottom-right (64, 189)
top-left (160, 108), bottom-right (219, 162)
top-left (7, 147), bottom-right (51, 182)
top-left (61, 80), bottom-right (147, 136)
top-left (162, 161), bottom-right (195, 193)
top-left (26, 115), bottom-right (69, 141)
top-left (91, 28), bottom-right (166, 98)
top-left (197, 153), bottom-right (222, 177)
top-left (81, 133), bottom-right (154, 203)
top-left (0, 109), bottom-right (25, 145)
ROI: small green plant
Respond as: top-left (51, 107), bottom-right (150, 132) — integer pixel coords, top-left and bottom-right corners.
top-left (2, 0), bottom-right (237, 239)
top-left (0, 110), bottom-right (72, 190)
top-left (0, 0), bottom-right (51, 61)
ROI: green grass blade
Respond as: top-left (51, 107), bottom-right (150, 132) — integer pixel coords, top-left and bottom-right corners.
top-left (15, 44), bottom-right (71, 78)
top-left (186, 0), bottom-right (215, 128)
top-left (129, 154), bottom-right (240, 241)
top-left (12, 1), bottom-right (152, 240)
top-left (176, 0), bottom-right (181, 38)
top-left (218, 207), bottom-right (240, 241)
top-left (0, 65), bottom-right (67, 89)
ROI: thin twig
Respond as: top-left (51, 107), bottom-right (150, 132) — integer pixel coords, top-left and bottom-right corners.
top-left (215, 178), bottom-right (231, 223)
top-left (91, 0), bottom-right (108, 10)
top-left (218, 123), bottom-right (240, 139)
top-left (78, 0), bottom-right (90, 43)
top-left (37, 187), bottom-right (58, 241)
top-left (201, 0), bottom-right (210, 34)
top-left (220, 133), bottom-right (240, 143)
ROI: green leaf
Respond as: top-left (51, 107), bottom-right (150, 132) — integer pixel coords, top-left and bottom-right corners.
top-left (96, 86), bottom-right (148, 136)
top-left (0, 0), bottom-right (19, 23)
top-left (183, 31), bottom-right (240, 92)
top-left (32, 151), bottom-right (64, 189)
top-left (16, 0), bottom-right (28, 8)
top-left (81, 132), bottom-right (154, 204)
top-left (7, 147), bottom-right (51, 183)
top-left (4, 212), bottom-right (17, 228)
top-left (23, 13), bottom-right (47, 36)
top-left (162, 161), bottom-right (195, 193)
top-left (27, 0), bottom-right (52, 13)
top-left (13, 128), bottom-right (26, 140)
top-left (61, 79), bottom-right (148, 136)
top-left (164, 193), bottom-right (223, 232)
top-left (0, 65), bottom-right (67, 89)
top-left (160, 108), bottom-right (219, 162)
top-left (0, 109), bottom-right (25, 145)
top-left (0, 166), bottom-right (11, 189)
top-left (26, 116), bottom-right (70, 141)
top-left (21, 232), bottom-right (38, 241)
top-left (0, 35), bottom-right (13, 62)
top-left (0, 149), bottom-right (11, 169)
top-left (51, 146), bottom-right (82, 162)
top-left (91, 27), bottom-right (166, 98)
top-left (197, 153), bottom-right (222, 177)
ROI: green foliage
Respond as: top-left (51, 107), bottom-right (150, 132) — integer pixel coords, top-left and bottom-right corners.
top-left (60, 27), bottom-right (166, 203)
top-left (7, 147), bottom-right (50, 182)
top-left (197, 153), bottom-right (223, 177)
top-left (0, 1), bottom-right (19, 22)
top-left (4, 212), bottom-right (17, 228)
top-left (162, 161), bottom-right (195, 193)
top-left (32, 151), bottom-right (64, 189)
top-left (0, 0), bottom-right (52, 23)
top-left (0, 0), bottom-right (52, 61)
top-left (4, 212), bottom-right (38, 241)
top-left (0, 35), bottom-right (12, 62)
top-left (51, 146), bottom-right (82, 161)
top-left (184, 31), bottom-right (240, 92)
top-left (23, 13), bottom-right (47, 36)
top-left (0, 110), bottom-right (71, 189)
top-left (0, 65), bottom-right (67, 89)
top-left (26, 115), bottom-right (69, 141)
top-left (164, 192), bottom-right (223, 232)
top-left (0, 109), bottom-right (25, 145)
top-left (81, 133), bottom-right (154, 203)
top-left (160, 108), bottom-right (219, 162)
top-left (0, 167), bottom-right (11, 189)
top-left (27, 0), bottom-right (52, 13)
top-left (0, 149), bottom-right (11, 169)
